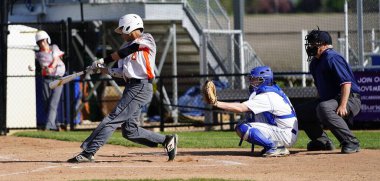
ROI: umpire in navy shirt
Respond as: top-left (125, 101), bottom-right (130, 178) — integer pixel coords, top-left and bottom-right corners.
top-left (295, 28), bottom-right (361, 154)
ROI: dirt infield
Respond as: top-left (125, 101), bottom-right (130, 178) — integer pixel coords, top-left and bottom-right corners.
top-left (0, 136), bottom-right (379, 181)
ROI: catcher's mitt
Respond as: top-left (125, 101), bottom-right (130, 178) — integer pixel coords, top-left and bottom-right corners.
top-left (202, 80), bottom-right (218, 106)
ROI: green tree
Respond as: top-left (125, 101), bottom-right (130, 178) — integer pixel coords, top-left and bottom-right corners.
top-left (325, 0), bottom-right (345, 12)
top-left (219, 0), bottom-right (233, 15)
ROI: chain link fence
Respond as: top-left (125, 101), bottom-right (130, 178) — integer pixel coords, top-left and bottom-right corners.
top-left (185, 0), bottom-right (230, 30)
top-left (3, 1), bottom-right (380, 131)
top-left (244, 14), bottom-right (345, 72)
top-left (6, 22), bottom-right (68, 129)
top-left (347, 0), bottom-right (380, 68)
top-left (155, 72), bottom-right (318, 132)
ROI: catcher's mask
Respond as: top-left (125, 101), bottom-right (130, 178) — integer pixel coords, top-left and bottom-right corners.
top-left (248, 66), bottom-right (273, 92)
top-left (304, 28), bottom-right (332, 61)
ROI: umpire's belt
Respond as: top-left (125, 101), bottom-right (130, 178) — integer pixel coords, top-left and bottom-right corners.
top-left (126, 78), bottom-right (153, 84)
top-left (350, 93), bottom-right (361, 99)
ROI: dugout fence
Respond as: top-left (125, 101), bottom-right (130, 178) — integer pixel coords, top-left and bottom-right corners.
top-left (4, 21), bottom-right (70, 131)
top-left (3, 0), bottom-right (380, 134)
top-left (1, 19), bottom-right (109, 132)
top-left (2, 29), bottom-right (380, 132)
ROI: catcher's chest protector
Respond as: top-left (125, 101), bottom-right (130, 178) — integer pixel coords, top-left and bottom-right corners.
top-left (250, 85), bottom-right (296, 124)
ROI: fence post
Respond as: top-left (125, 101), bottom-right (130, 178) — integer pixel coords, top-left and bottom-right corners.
top-left (67, 18), bottom-right (76, 131)
top-left (301, 30), bottom-right (308, 87)
top-left (239, 32), bottom-right (245, 89)
top-left (357, 0), bottom-right (364, 68)
top-left (172, 23), bottom-right (178, 124)
top-left (159, 77), bottom-right (165, 132)
top-left (344, 0), bottom-right (349, 63)
top-left (229, 113), bottom-right (235, 131)
top-left (58, 20), bottom-right (70, 131)
top-left (0, 0), bottom-right (9, 135)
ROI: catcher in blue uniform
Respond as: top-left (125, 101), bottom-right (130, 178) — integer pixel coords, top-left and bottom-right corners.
top-left (203, 66), bottom-right (298, 157)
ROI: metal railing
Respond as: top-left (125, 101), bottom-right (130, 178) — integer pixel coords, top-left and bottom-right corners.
top-left (243, 42), bottom-right (264, 73)
top-left (184, 0), bottom-right (263, 77)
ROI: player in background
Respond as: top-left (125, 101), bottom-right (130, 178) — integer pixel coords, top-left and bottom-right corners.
top-left (35, 30), bottom-right (65, 131)
top-left (211, 66), bottom-right (298, 157)
top-left (67, 14), bottom-right (178, 163)
top-left (295, 29), bottom-right (361, 154)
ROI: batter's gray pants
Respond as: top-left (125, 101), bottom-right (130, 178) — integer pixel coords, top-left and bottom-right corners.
top-left (80, 82), bottom-right (166, 155)
top-left (295, 96), bottom-right (361, 144)
top-left (42, 78), bottom-right (63, 130)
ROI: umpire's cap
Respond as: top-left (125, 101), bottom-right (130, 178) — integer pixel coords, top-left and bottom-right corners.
top-left (305, 29), bottom-right (332, 45)
top-left (318, 31), bottom-right (332, 45)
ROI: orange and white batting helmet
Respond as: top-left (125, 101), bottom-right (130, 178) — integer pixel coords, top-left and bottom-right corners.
top-left (35, 30), bottom-right (51, 44)
top-left (114, 14), bottom-right (144, 34)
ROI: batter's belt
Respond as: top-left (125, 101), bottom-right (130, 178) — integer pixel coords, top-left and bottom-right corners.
top-left (126, 78), bottom-right (153, 84)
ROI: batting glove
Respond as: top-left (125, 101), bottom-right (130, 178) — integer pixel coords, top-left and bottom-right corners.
top-left (91, 58), bottom-right (105, 69)
top-left (86, 66), bottom-right (101, 74)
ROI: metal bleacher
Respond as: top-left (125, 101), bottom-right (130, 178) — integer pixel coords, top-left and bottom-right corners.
top-left (9, 0), bottom-right (263, 76)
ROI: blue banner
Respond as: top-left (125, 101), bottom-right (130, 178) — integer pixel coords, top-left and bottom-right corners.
top-left (354, 71), bottom-right (380, 121)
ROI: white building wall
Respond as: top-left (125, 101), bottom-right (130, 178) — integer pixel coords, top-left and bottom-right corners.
top-left (7, 25), bottom-right (37, 128)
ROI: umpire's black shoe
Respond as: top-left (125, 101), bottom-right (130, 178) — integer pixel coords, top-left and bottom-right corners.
top-left (341, 139), bottom-right (360, 154)
top-left (307, 140), bottom-right (335, 151)
top-left (164, 134), bottom-right (178, 161)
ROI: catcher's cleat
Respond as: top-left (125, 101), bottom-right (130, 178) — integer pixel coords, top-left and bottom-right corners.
top-left (164, 134), bottom-right (178, 161)
top-left (260, 147), bottom-right (269, 156)
top-left (341, 139), bottom-right (360, 154)
top-left (307, 140), bottom-right (335, 151)
top-left (67, 153), bottom-right (94, 163)
top-left (262, 147), bottom-right (290, 157)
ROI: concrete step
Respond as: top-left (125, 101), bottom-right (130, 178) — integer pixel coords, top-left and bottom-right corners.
top-left (157, 55), bottom-right (200, 65)
top-left (157, 47), bottom-right (198, 55)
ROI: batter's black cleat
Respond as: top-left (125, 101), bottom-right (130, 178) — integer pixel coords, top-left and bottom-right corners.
top-left (341, 139), bottom-right (360, 154)
top-left (164, 134), bottom-right (178, 161)
top-left (67, 153), bottom-right (94, 163)
top-left (307, 140), bottom-right (335, 151)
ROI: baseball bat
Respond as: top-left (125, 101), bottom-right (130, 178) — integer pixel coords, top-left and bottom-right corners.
top-left (49, 71), bottom-right (86, 89)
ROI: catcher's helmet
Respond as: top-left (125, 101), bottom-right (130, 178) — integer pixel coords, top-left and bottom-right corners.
top-left (304, 29), bottom-right (332, 58)
top-left (35, 30), bottom-right (51, 44)
top-left (249, 66), bottom-right (273, 92)
top-left (114, 14), bottom-right (144, 34)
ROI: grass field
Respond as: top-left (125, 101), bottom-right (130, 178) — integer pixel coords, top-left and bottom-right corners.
top-left (13, 130), bottom-right (380, 149)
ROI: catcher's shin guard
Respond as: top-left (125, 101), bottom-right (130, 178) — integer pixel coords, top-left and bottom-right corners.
top-left (236, 123), bottom-right (274, 150)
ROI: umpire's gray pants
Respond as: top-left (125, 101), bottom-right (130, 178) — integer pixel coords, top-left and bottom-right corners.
top-left (42, 78), bottom-right (63, 130)
top-left (81, 82), bottom-right (166, 155)
top-left (295, 96), bottom-right (361, 144)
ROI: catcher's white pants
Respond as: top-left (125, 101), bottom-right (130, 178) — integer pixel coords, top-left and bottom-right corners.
top-left (247, 122), bottom-right (298, 147)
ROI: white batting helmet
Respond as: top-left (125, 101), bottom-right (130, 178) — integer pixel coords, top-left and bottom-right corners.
top-left (35, 30), bottom-right (51, 44)
top-left (114, 14), bottom-right (144, 34)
